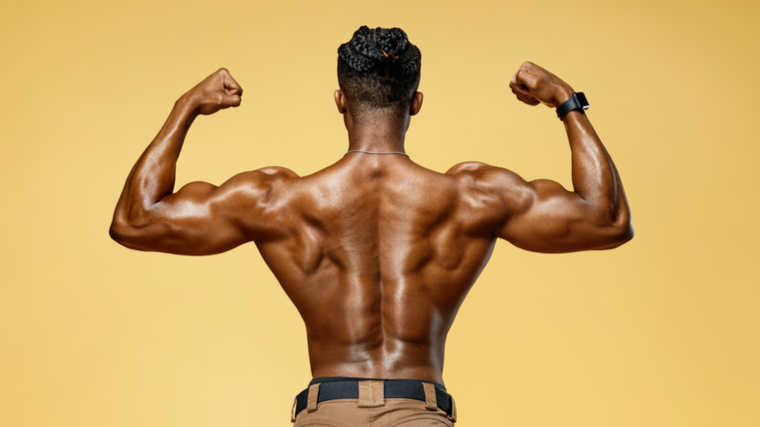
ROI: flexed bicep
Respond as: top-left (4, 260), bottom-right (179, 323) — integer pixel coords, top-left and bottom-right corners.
top-left (111, 169), bottom-right (293, 255)
top-left (482, 62), bottom-right (632, 252)
top-left (459, 164), bottom-right (630, 253)
top-left (495, 177), bottom-right (628, 253)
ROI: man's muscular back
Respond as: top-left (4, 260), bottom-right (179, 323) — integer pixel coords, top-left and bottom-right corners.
top-left (254, 155), bottom-right (501, 384)
top-left (110, 28), bottom-right (632, 390)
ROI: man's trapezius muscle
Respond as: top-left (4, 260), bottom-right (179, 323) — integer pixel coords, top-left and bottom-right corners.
top-left (110, 27), bottom-right (632, 392)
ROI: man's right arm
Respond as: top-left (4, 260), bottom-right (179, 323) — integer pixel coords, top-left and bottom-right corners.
top-left (109, 68), bottom-right (297, 255)
top-left (475, 62), bottom-right (633, 253)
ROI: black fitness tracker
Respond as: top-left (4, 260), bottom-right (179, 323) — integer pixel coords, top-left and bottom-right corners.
top-left (556, 92), bottom-right (589, 120)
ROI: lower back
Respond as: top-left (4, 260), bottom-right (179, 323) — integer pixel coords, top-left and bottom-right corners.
top-left (257, 157), bottom-right (496, 383)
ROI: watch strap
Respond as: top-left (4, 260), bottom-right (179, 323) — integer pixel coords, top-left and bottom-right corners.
top-left (556, 92), bottom-right (589, 120)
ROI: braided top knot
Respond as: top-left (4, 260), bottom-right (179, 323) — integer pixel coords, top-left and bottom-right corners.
top-left (337, 26), bottom-right (422, 116)
top-left (338, 26), bottom-right (420, 75)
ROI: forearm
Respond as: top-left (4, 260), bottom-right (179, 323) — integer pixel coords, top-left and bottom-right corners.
top-left (563, 108), bottom-right (630, 227)
top-left (112, 93), bottom-right (198, 229)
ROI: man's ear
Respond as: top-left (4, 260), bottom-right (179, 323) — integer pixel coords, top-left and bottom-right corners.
top-left (334, 90), bottom-right (347, 114)
top-left (409, 91), bottom-right (424, 116)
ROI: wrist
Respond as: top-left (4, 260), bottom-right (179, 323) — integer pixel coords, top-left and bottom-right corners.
top-left (556, 92), bottom-right (589, 121)
top-left (553, 84), bottom-right (575, 108)
top-left (177, 91), bottom-right (201, 116)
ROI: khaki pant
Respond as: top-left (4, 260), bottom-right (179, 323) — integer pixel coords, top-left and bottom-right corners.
top-left (291, 380), bottom-right (457, 427)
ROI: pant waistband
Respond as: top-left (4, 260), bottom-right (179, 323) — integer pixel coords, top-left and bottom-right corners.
top-left (309, 376), bottom-right (446, 390)
top-left (293, 377), bottom-right (454, 419)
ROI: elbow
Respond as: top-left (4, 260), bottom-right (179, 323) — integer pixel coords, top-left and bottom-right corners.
top-left (109, 210), bottom-right (149, 248)
top-left (109, 217), bottom-right (131, 245)
top-left (588, 202), bottom-right (633, 250)
top-left (615, 203), bottom-right (634, 244)
top-left (616, 220), bottom-right (634, 244)
top-left (110, 199), bottom-right (159, 249)
top-left (591, 223), bottom-right (632, 251)
top-left (602, 213), bottom-right (634, 249)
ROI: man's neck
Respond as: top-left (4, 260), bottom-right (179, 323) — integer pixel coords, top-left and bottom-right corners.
top-left (346, 118), bottom-right (408, 153)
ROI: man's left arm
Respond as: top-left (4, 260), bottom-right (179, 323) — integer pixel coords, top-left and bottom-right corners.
top-left (109, 68), bottom-right (284, 255)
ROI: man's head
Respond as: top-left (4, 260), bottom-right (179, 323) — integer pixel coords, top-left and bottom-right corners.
top-left (336, 26), bottom-right (422, 121)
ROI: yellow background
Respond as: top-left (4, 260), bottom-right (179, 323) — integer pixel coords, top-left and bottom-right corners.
top-left (1, 0), bottom-right (758, 426)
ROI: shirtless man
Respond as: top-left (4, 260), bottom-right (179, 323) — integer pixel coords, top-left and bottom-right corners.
top-left (110, 26), bottom-right (632, 426)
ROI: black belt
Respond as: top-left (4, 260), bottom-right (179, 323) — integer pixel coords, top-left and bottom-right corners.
top-left (294, 377), bottom-right (453, 417)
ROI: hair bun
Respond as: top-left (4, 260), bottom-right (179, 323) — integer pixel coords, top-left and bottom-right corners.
top-left (338, 26), bottom-right (414, 72)
top-left (337, 26), bottom-right (422, 112)
top-left (376, 28), bottom-right (408, 60)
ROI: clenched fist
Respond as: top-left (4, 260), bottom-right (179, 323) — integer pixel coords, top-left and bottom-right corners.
top-left (185, 68), bottom-right (244, 115)
top-left (509, 62), bottom-right (574, 109)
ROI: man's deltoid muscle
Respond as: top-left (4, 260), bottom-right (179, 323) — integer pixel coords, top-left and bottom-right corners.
top-left (110, 26), bottom-right (632, 426)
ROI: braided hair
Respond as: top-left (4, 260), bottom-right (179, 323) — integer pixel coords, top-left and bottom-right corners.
top-left (337, 26), bottom-right (421, 118)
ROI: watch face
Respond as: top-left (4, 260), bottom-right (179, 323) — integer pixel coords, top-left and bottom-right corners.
top-left (575, 92), bottom-right (590, 109)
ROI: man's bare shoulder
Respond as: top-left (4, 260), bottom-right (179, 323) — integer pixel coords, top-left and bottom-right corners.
top-left (224, 166), bottom-right (299, 187)
top-left (251, 166), bottom-right (300, 179)
top-left (213, 167), bottom-right (301, 209)
top-left (444, 161), bottom-right (537, 219)
top-left (446, 161), bottom-right (526, 189)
